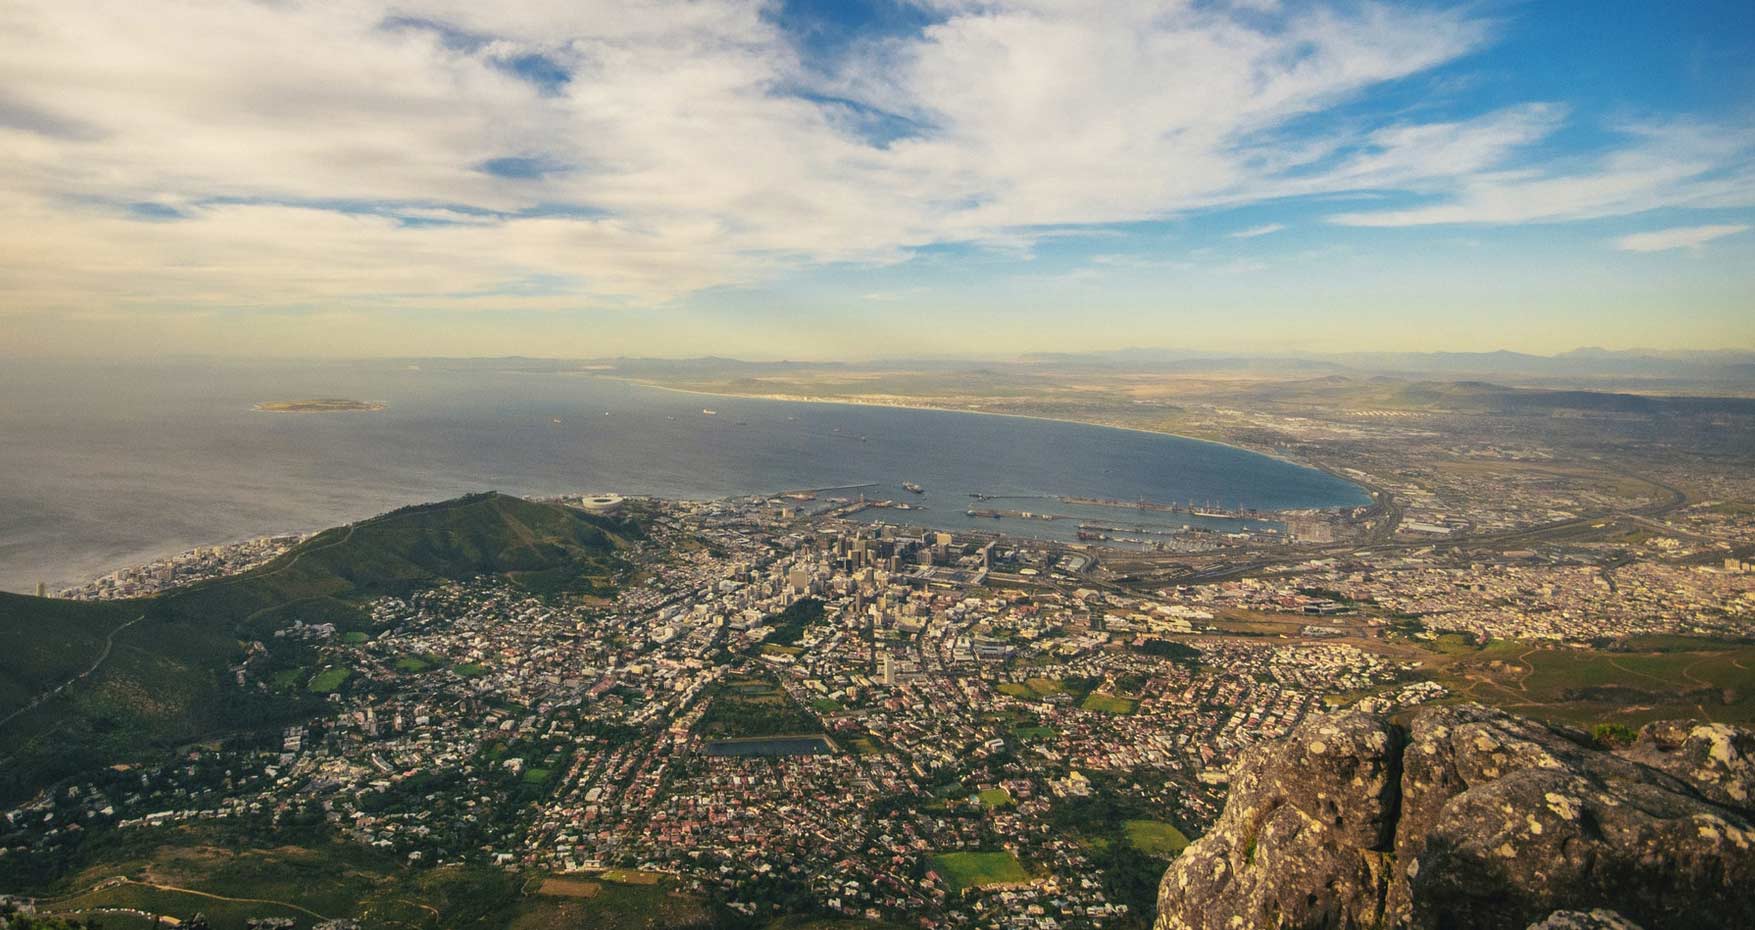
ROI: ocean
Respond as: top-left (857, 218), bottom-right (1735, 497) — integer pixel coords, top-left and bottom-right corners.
top-left (0, 358), bottom-right (1369, 593)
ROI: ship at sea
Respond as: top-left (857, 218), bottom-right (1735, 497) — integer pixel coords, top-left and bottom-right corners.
top-left (702, 409), bottom-right (717, 416)
top-left (903, 482), bottom-right (925, 494)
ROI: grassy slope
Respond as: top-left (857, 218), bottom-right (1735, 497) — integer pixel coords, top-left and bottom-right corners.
top-left (0, 594), bottom-right (138, 712)
top-left (0, 492), bottom-right (632, 803)
top-left (28, 818), bottom-right (907, 930)
top-left (1426, 638), bottom-right (1755, 729)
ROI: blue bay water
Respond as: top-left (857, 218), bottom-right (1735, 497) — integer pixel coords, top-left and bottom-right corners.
top-left (0, 359), bottom-right (1368, 593)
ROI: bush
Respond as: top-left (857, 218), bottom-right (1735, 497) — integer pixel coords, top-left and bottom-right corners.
top-left (1591, 722), bottom-right (1638, 748)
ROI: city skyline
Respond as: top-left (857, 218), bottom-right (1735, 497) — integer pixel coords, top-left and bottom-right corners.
top-left (3, 0), bottom-right (1753, 359)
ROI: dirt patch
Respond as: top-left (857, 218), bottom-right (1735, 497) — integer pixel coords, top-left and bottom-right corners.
top-left (536, 878), bottom-right (602, 898)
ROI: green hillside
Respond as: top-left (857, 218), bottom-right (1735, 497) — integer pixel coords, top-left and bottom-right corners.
top-left (0, 492), bottom-right (635, 803)
top-left (0, 594), bottom-right (139, 715)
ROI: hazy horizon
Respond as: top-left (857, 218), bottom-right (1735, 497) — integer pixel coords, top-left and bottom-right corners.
top-left (6, 344), bottom-right (1755, 368)
top-left (3, 1), bottom-right (1752, 359)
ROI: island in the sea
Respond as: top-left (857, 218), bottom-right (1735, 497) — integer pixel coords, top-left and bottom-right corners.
top-left (253, 398), bottom-right (386, 413)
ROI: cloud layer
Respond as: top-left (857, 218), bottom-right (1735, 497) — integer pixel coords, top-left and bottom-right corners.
top-left (1615, 224), bottom-right (1750, 253)
top-left (0, 0), bottom-right (1749, 320)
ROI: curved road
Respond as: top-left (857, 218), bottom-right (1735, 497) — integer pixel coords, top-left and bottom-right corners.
top-left (33, 876), bottom-right (329, 923)
top-left (0, 522), bottom-right (358, 732)
top-left (0, 612), bottom-right (143, 730)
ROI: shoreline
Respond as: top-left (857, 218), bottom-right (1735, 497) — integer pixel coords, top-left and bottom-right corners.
top-left (253, 399), bottom-right (387, 413)
top-left (604, 376), bottom-right (1371, 502)
top-left (12, 382), bottom-right (1368, 594)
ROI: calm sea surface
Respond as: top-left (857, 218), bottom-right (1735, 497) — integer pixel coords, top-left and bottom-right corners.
top-left (0, 359), bottom-right (1369, 593)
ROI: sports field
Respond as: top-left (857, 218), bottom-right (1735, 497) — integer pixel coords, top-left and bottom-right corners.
top-left (931, 851), bottom-right (1028, 891)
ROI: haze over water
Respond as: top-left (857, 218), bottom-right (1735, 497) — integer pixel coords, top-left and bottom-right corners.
top-left (0, 359), bottom-right (1368, 594)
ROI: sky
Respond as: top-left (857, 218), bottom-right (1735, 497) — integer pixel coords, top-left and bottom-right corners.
top-left (2, 0), bottom-right (1752, 360)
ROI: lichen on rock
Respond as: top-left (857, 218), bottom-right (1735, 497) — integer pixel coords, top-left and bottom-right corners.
top-left (1154, 704), bottom-right (1754, 930)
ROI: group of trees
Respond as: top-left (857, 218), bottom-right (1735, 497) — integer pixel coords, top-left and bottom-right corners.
top-left (1130, 639), bottom-right (1202, 666)
top-left (696, 687), bottom-right (820, 739)
top-left (757, 598), bottom-right (826, 649)
top-left (1045, 776), bottom-right (1195, 925)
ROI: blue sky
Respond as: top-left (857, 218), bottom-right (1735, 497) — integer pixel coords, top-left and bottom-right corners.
top-left (1, 0), bottom-right (1751, 358)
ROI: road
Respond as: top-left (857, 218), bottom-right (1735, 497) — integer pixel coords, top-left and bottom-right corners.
top-left (0, 612), bottom-right (143, 730)
top-left (31, 875), bottom-right (330, 922)
top-left (0, 523), bottom-right (360, 739)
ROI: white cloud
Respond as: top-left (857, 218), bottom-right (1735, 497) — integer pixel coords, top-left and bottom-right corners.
top-left (0, 0), bottom-right (1744, 320)
top-left (1614, 224), bottom-right (1750, 253)
top-left (1228, 223), bottom-right (1285, 239)
top-left (1329, 121), bottom-right (1755, 227)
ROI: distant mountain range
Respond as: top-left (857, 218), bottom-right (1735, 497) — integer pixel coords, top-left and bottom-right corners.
top-left (1016, 347), bottom-right (1755, 380)
top-left (1328, 348), bottom-right (1755, 378)
top-left (549, 347), bottom-right (1755, 382)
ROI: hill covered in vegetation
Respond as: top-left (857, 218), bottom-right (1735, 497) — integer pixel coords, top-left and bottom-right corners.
top-left (0, 492), bottom-right (636, 803)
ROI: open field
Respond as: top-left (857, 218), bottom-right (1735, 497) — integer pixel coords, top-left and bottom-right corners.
top-left (1124, 820), bottom-right (1191, 858)
top-left (22, 825), bottom-right (723, 930)
top-left (1432, 640), bottom-right (1755, 727)
top-left (979, 788), bottom-right (1013, 809)
top-left (1081, 693), bottom-right (1138, 715)
top-left (505, 876), bottom-right (710, 930)
top-left (43, 878), bottom-right (325, 926)
top-left (31, 833), bottom-right (432, 928)
top-left (599, 868), bottom-right (663, 885)
top-left (307, 666), bottom-right (351, 693)
top-left (999, 677), bottom-right (1091, 702)
top-left (931, 851), bottom-right (1029, 892)
top-left (535, 877), bottom-right (601, 898)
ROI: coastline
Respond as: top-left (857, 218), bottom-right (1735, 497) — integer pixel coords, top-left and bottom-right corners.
top-left (253, 399), bottom-right (387, 413)
top-left (11, 379), bottom-right (1368, 594)
top-left (603, 376), bottom-right (1370, 501)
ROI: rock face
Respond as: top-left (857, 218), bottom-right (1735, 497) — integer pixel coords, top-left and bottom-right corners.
top-left (1154, 705), bottom-right (1755, 930)
top-left (1622, 719), bottom-right (1754, 809)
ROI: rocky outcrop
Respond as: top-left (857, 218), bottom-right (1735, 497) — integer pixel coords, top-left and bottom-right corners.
top-left (1155, 705), bottom-right (1754, 930)
top-left (1524, 911), bottom-right (1643, 930)
top-left (1622, 719), bottom-right (1753, 809)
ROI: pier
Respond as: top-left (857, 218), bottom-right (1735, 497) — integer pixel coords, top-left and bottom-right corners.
top-left (1059, 495), bottom-right (1265, 520)
top-left (965, 508), bottom-right (1059, 521)
top-left (773, 482), bottom-right (880, 500)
